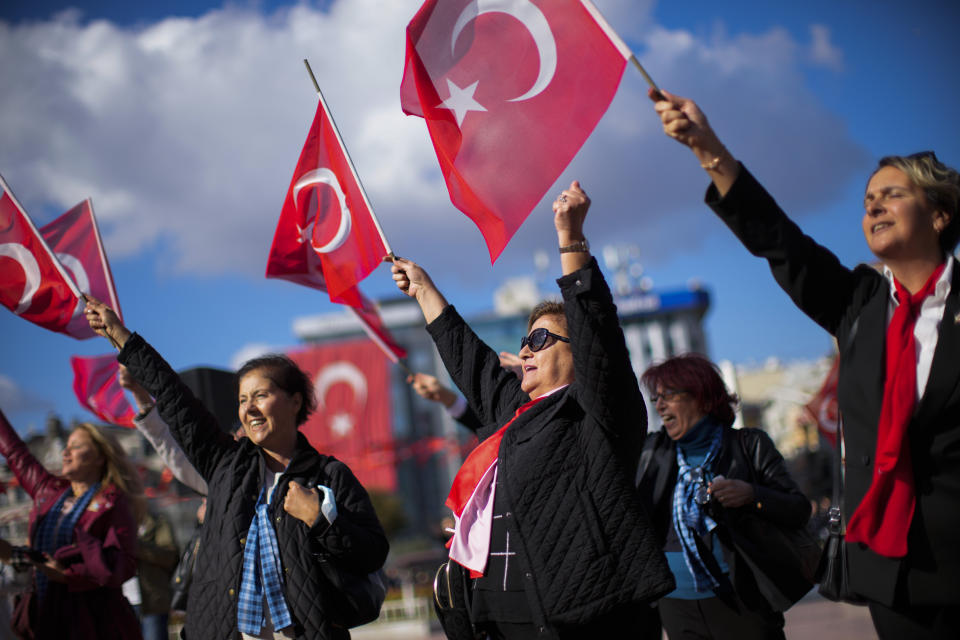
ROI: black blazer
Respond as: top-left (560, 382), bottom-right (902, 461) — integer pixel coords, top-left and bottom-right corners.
top-left (708, 166), bottom-right (960, 606)
top-left (427, 258), bottom-right (674, 628)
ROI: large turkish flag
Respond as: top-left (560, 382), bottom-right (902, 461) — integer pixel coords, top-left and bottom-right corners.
top-left (0, 175), bottom-right (82, 335)
top-left (289, 338), bottom-right (396, 491)
top-left (41, 199), bottom-right (123, 339)
top-left (401, 0), bottom-right (629, 261)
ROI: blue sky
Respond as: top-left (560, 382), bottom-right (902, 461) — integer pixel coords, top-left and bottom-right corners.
top-left (1, 0), bottom-right (958, 433)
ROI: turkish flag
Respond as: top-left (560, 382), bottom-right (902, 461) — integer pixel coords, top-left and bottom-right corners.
top-left (41, 199), bottom-right (123, 339)
top-left (804, 357), bottom-right (839, 447)
top-left (71, 354), bottom-right (136, 427)
top-left (0, 175), bottom-right (83, 335)
top-left (289, 338), bottom-right (395, 491)
top-left (267, 97), bottom-right (387, 303)
top-left (401, 0), bottom-right (629, 261)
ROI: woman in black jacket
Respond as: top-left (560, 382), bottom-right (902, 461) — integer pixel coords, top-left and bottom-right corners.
top-left (81, 307), bottom-right (389, 640)
top-left (650, 87), bottom-right (960, 638)
top-left (636, 354), bottom-right (809, 640)
top-left (390, 181), bottom-right (673, 639)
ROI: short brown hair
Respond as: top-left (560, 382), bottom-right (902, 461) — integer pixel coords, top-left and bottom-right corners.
top-left (527, 300), bottom-right (566, 332)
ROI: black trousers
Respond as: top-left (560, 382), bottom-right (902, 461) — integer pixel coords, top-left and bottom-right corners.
top-left (477, 602), bottom-right (661, 640)
top-left (658, 595), bottom-right (785, 640)
top-left (868, 601), bottom-right (960, 640)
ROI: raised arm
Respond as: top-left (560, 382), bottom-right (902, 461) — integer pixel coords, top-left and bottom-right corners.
top-left (119, 366), bottom-right (208, 495)
top-left (85, 297), bottom-right (236, 480)
top-left (0, 408), bottom-right (60, 499)
top-left (392, 258), bottom-right (525, 429)
top-left (650, 88), bottom-right (741, 197)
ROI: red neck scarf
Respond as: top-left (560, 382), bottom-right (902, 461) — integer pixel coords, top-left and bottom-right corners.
top-left (445, 395), bottom-right (546, 516)
top-left (846, 262), bottom-right (945, 557)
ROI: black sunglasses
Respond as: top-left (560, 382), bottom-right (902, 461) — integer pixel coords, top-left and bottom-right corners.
top-left (520, 327), bottom-right (570, 352)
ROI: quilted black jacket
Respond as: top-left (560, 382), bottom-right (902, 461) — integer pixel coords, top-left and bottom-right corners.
top-left (426, 258), bottom-right (674, 629)
top-left (119, 334), bottom-right (389, 640)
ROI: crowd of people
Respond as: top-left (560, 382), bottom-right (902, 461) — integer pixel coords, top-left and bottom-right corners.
top-left (0, 85), bottom-right (958, 640)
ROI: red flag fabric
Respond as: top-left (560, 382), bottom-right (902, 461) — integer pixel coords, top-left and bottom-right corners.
top-left (401, 0), bottom-right (629, 261)
top-left (804, 357), bottom-right (839, 447)
top-left (71, 354), bottom-right (136, 427)
top-left (267, 98), bottom-right (387, 303)
top-left (289, 338), bottom-right (395, 490)
top-left (0, 175), bottom-right (83, 335)
top-left (41, 199), bottom-right (122, 339)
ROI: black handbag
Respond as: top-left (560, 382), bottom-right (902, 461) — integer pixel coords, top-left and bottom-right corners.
top-left (316, 557), bottom-right (388, 628)
top-left (432, 560), bottom-right (483, 640)
top-left (814, 419), bottom-right (866, 604)
top-left (724, 431), bottom-right (823, 611)
top-left (170, 523), bottom-right (203, 612)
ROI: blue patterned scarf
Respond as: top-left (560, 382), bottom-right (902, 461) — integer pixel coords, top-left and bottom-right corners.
top-left (32, 482), bottom-right (100, 601)
top-left (237, 484), bottom-right (292, 634)
top-left (673, 424), bottom-right (723, 592)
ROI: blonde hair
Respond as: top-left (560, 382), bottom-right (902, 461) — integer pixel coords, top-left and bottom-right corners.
top-left (72, 423), bottom-right (146, 523)
top-left (875, 152), bottom-right (960, 252)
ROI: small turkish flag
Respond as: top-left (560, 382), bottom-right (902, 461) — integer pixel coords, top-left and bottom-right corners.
top-left (290, 339), bottom-right (395, 491)
top-left (41, 199), bottom-right (123, 339)
top-left (267, 97), bottom-right (387, 303)
top-left (71, 354), bottom-right (136, 427)
top-left (0, 174), bottom-right (83, 335)
top-left (401, 0), bottom-right (629, 261)
top-left (804, 357), bottom-right (839, 447)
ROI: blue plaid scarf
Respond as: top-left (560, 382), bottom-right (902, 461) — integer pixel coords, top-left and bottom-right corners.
top-left (673, 424), bottom-right (723, 592)
top-left (237, 484), bottom-right (292, 635)
top-left (32, 482), bottom-right (100, 601)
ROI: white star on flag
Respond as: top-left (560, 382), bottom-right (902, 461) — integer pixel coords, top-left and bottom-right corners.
top-left (437, 79), bottom-right (486, 127)
top-left (330, 412), bottom-right (354, 437)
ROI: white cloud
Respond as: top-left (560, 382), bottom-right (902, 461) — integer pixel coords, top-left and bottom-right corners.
top-left (0, 0), bottom-right (867, 282)
top-left (808, 24), bottom-right (844, 72)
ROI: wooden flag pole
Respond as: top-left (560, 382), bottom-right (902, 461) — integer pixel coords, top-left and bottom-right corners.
top-left (579, 0), bottom-right (663, 99)
top-left (302, 59), bottom-right (394, 257)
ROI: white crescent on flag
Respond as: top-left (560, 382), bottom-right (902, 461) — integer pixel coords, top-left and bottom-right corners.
top-left (0, 243), bottom-right (41, 315)
top-left (293, 168), bottom-right (353, 255)
top-left (315, 361), bottom-right (368, 437)
top-left (451, 0), bottom-right (557, 103)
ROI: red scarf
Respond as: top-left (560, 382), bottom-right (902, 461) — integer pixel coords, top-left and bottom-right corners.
top-left (445, 395), bottom-right (545, 516)
top-left (846, 262), bottom-right (945, 557)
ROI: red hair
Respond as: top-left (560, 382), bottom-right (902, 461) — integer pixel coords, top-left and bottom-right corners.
top-left (641, 354), bottom-right (739, 427)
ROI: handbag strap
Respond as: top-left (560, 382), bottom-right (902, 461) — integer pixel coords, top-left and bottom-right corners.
top-left (828, 417), bottom-right (846, 535)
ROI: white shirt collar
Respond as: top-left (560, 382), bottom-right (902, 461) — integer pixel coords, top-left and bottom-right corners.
top-left (882, 254), bottom-right (954, 305)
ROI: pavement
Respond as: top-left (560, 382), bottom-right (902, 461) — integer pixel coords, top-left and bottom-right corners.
top-left (356, 592), bottom-right (877, 639)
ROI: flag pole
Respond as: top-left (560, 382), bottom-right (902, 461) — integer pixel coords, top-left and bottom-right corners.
top-left (579, 0), bottom-right (663, 99)
top-left (302, 59), bottom-right (395, 257)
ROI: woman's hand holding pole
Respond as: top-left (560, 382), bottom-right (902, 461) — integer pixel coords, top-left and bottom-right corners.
top-left (390, 257), bottom-right (449, 324)
top-left (83, 297), bottom-right (132, 350)
top-left (649, 88), bottom-right (740, 197)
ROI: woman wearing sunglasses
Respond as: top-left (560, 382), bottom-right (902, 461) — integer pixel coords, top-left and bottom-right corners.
top-left (651, 88), bottom-right (960, 638)
top-left (636, 354), bottom-right (810, 640)
top-left (391, 181), bottom-right (673, 638)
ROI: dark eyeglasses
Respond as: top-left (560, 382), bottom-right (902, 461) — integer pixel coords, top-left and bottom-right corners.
top-left (650, 389), bottom-right (686, 403)
top-left (520, 327), bottom-right (570, 352)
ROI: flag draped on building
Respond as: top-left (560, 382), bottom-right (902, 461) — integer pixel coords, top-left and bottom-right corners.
top-left (400, 0), bottom-right (630, 261)
top-left (41, 199), bottom-right (123, 339)
top-left (289, 339), bottom-right (396, 490)
top-left (0, 175), bottom-right (83, 336)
